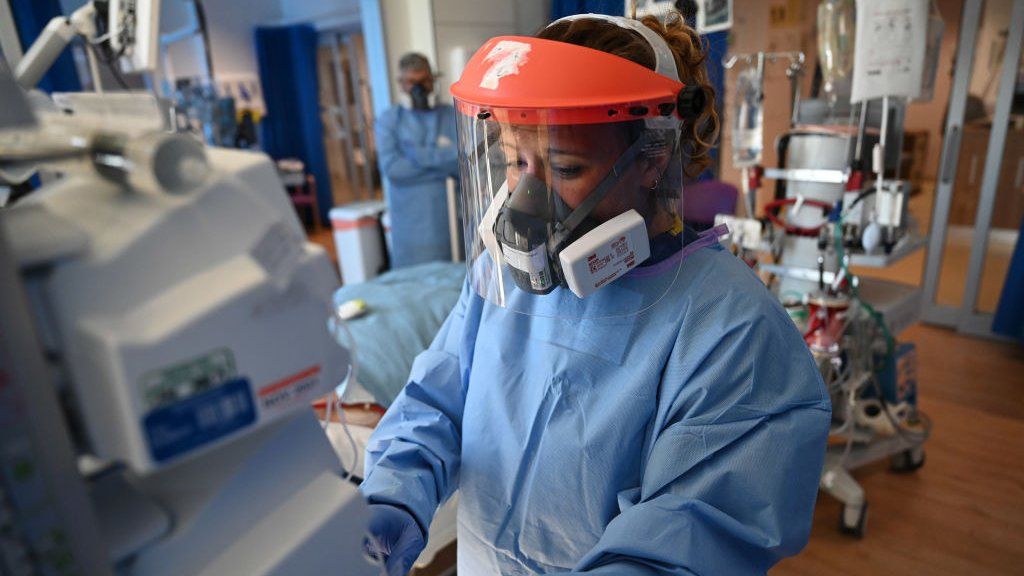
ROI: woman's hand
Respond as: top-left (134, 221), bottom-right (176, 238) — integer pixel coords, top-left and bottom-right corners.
top-left (364, 504), bottom-right (426, 576)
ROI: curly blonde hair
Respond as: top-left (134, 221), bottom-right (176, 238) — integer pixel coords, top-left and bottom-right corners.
top-left (537, 13), bottom-right (720, 177)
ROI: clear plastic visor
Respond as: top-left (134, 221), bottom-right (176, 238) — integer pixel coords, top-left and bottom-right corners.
top-left (456, 106), bottom-right (686, 319)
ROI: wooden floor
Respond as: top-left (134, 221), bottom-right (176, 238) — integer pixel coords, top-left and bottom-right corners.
top-left (309, 228), bottom-right (338, 273)
top-left (306, 224), bottom-right (1024, 575)
top-left (773, 323), bottom-right (1024, 576)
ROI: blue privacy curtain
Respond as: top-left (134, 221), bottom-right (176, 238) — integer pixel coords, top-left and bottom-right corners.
top-left (551, 0), bottom-right (624, 18)
top-left (255, 24), bottom-right (332, 225)
top-left (10, 0), bottom-right (81, 92)
top-left (993, 216), bottom-right (1024, 342)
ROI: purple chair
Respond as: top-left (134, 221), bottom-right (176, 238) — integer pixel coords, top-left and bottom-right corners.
top-left (683, 180), bottom-right (739, 231)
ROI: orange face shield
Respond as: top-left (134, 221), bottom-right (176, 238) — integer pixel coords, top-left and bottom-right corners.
top-left (449, 16), bottom-right (706, 318)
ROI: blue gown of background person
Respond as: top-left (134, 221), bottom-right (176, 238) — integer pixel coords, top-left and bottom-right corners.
top-left (360, 242), bottom-right (831, 575)
top-left (375, 104), bottom-right (460, 269)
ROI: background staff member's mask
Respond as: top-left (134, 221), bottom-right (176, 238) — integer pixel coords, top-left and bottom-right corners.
top-left (399, 83), bottom-right (436, 110)
top-left (410, 83), bottom-right (433, 110)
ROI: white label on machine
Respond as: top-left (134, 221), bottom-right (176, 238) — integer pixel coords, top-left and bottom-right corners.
top-left (559, 210), bottom-right (650, 298)
top-left (851, 0), bottom-right (928, 103)
top-left (502, 243), bottom-right (552, 290)
top-left (256, 364), bottom-right (323, 414)
top-left (251, 223), bottom-right (304, 287)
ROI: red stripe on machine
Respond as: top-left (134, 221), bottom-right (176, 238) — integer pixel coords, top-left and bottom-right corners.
top-left (259, 365), bottom-right (321, 398)
top-left (331, 217), bottom-right (378, 231)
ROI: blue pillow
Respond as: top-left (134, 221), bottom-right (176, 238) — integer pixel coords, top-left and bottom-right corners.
top-left (331, 262), bottom-right (466, 405)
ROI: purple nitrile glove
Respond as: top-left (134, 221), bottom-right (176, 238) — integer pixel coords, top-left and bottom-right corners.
top-left (364, 504), bottom-right (426, 576)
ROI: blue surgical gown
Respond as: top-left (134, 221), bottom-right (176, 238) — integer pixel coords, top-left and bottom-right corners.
top-left (360, 243), bottom-right (831, 575)
top-left (375, 104), bottom-right (460, 269)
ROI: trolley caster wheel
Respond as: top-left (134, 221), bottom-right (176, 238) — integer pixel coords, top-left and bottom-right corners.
top-left (890, 447), bottom-right (926, 473)
top-left (839, 502), bottom-right (868, 538)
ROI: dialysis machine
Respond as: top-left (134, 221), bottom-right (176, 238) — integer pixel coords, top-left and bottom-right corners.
top-left (0, 4), bottom-right (381, 574)
top-left (717, 0), bottom-right (942, 537)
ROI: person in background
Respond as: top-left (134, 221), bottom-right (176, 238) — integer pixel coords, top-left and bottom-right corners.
top-left (375, 52), bottom-right (460, 268)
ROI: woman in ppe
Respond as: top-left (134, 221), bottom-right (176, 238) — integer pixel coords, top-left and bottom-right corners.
top-left (360, 12), bottom-right (830, 576)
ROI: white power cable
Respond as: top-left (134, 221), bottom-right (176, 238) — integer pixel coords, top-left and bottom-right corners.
top-left (325, 305), bottom-right (387, 575)
top-left (326, 303), bottom-right (363, 483)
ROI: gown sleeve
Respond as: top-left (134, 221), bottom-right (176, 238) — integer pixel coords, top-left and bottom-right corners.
top-left (359, 281), bottom-right (480, 534)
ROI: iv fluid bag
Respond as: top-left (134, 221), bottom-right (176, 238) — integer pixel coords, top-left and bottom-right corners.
top-left (817, 0), bottom-right (856, 102)
top-left (732, 67), bottom-right (763, 168)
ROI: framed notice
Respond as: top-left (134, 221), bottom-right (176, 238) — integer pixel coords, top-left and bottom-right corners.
top-left (699, 0), bottom-right (733, 33)
top-left (628, 0), bottom-right (733, 33)
top-left (630, 0), bottom-right (679, 20)
top-left (850, 0), bottom-right (929, 103)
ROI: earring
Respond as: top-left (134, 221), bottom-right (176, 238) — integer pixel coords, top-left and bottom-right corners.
top-left (649, 178), bottom-right (660, 190)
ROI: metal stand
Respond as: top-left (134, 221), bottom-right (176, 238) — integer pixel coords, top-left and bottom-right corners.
top-left (737, 131), bottom-right (929, 537)
top-left (822, 429), bottom-right (927, 538)
top-left (719, 16), bottom-right (943, 535)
